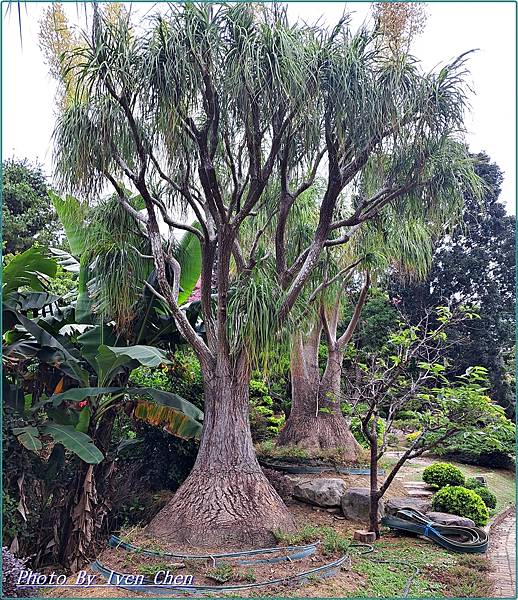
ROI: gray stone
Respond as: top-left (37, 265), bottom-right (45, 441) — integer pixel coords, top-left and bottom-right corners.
top-left (385, 497), bottom-right (432, 516)
top-left (474, 475), bottom-right (487, 487)
top-left (292, 478), bottom-right (346, 507)
top-left (341, 487), bottom-right (385, 523)
top-left (425, 511), bottom-right (476, 528)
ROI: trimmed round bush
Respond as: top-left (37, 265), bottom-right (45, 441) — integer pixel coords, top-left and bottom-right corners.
top-left (422, 462), bottom-right (465, 489)
top-left (431, 486), bottom-right (490, 526)
top-left (473, 487), bottom-right (497, 510)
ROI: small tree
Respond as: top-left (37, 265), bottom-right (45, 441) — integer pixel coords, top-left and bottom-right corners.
top-left (350, 306), bottom-right (510, 537)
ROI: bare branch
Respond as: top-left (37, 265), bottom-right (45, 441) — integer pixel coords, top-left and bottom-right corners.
top-left (336, 271), bottom-right (371, 350)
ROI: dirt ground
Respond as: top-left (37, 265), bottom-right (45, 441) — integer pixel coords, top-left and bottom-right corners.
top-left (41, 467), bottom-right (502, 598)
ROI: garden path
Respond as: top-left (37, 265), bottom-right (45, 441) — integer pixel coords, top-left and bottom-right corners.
top-left (488, 511), bottom-right (516, 598)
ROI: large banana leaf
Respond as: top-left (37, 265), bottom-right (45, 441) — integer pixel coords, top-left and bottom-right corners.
top-left (12, 426), bottom-right (42, 451)
top-left (77, 323), bottom-right (117, 372)
top-left (50, 247), bottom-right (80, 273)
top-left (126, 387), bottom-right (204, 422)
top-left (3, 246), bottom-right (57, 295)
top-left (48, 191), bottom-right (89, 257)
top-left (42, 423), bottom-right (104, 464)
top-left (176, 225), bottom-right (202, 305)
top-left (96, 345), bottom-right (171, 385)
top-left (76, 256), bottom-right (93, 324)
top-left (133, 400), bottom-right (202, 440)
top-left (16, 314), bottom-right (89, 385)
top-left (3, 291), bottom-right (62, 313)
top-left (34, 387), bottom-right (123, 409)
top-left (49, 192), bottom-right (93, 323)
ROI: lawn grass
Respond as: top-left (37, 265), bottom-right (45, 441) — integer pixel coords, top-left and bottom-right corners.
top-left (343, 534), bottom-right (493, 598)
top-left (384, 455), bottom-right (516, 513)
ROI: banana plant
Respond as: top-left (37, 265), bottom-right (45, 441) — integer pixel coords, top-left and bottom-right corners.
top-left (45, 190), bottom-right (204, 439)
top-left (2, 248), bottom-right (102, 463)
top-left (4, 191), bottom-right (204, 463)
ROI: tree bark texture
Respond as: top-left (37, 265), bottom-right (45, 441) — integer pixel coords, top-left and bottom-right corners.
top-left (147, 356), bottom-right (296, 547)
top-left (278, 328), bottom-right (361, 459)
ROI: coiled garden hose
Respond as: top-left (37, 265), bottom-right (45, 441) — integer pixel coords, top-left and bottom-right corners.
top-left (381, 508), bottom-right (489, 553)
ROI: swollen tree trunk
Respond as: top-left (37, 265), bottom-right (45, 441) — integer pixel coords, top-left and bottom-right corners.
top-left (279, 329), bottom-right (361, 459)
top-left (279, 277), bottom-right (370, 458)
top-left (147, 354), bottom-right (296, 548)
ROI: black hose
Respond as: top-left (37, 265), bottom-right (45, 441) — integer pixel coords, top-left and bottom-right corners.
top-left (382, 508), bottom-right (489, 553)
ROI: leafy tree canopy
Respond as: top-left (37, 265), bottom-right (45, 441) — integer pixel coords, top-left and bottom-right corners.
top-left (392, 153), bottom-right (516, 415)
top-left (2, 159), bottom-right (61, 254)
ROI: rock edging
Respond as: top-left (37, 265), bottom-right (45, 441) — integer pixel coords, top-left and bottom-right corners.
top-left (484, 503), bottom-right (516, 534)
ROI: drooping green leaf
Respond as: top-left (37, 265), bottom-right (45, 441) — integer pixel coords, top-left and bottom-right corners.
top-left (97, 345), bottom-right (171, 385)
top-left (3, 246), bottom-right (57, 295)
top-left (42, 423), bottom-right (104, 464)
top-left (15, 313), bottom-right (89, 385)
top-left (3, 291), bottom-right (62, 313)
top-left (12, 426), bottom-right (42, 452)
top-left (176, 225), bottom-right (202, 305)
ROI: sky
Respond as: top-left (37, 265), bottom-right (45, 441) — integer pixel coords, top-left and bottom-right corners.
top-left (2, 1), bottom-right (516, 214)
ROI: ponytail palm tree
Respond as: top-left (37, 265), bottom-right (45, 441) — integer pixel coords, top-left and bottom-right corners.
top-left (52, 3), bottom-right (479, 547)
top-left (278, 174), bottom-right (467, 455)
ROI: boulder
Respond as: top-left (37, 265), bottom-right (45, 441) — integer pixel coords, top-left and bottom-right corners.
top-left (341, 488), bottom-right (385, 523)
top-left (425, 511), bottom-right (476, 528)
top-left (292, 478), bottom-right (346, 507)
top-left (385, 497), bottom-right (432, 516)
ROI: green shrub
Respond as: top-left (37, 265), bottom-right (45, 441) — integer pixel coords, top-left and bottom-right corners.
top-left (472, 487), bottom-right (497, 510)
top-left (350, 417), bottom-right (385, 449)
top-left (464, 477), bottom-right (485, 490)
top-left (129, 365), bottom-right (173, 392)
top-left (431, 486), bottom-right (489, 526)
top-left (249, 378), bottom-right (284, 441)
top-left (435, 413), bottom-right (515, 469)
top-left (396, 410), bottom-right (418, 421)
top-left (422, 462), bottom-right (465, 489)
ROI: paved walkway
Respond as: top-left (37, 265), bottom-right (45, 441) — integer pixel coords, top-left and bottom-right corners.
top-left (488, 511), bottom-right (516, 598)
